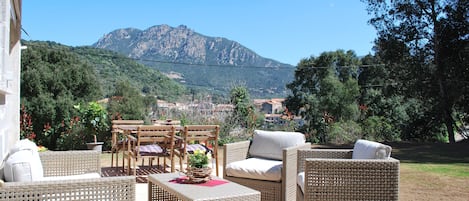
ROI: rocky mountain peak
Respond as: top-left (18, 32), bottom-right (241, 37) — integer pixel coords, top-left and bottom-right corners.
top-left (93, 24), bottom-right (288, 67)
top-left (92, 24), bottom-right (294, 97)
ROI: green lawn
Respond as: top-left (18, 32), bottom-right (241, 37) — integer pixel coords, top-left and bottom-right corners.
top-left (405, 163), bottom-right (469, 177)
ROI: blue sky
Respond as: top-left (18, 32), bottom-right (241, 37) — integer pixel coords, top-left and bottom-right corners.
top-left (22, 0), bottom-right (376, 65)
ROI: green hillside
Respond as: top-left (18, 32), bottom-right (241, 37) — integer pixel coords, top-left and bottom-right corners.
top-left (22, 40), bottom-right (186, 102)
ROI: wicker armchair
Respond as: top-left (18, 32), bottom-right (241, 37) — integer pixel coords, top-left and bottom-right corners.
top-left (297, 149), bottom-right (400, 201)
top-left (223, 130), bottom-right (311, 201)
top-left (0, 150), bottom-right (135, 201)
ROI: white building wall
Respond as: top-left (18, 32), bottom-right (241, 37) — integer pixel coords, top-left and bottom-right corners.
top-left (0, 0), bottom-right (21, 161)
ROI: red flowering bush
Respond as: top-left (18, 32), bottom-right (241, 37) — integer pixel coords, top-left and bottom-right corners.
top-left (20, 105), bottom-right (36, 141)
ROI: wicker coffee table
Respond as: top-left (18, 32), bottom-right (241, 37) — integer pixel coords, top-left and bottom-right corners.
top-left (148, 173), bottom-right (260, 201)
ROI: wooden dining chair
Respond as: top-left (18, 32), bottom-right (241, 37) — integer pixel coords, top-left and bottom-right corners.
top-left (124, 125), bottom-right (176, 176)
top-left (174, 125), bottom-right (220, 176)
top-left (110, 120), bottom-right (144, 168)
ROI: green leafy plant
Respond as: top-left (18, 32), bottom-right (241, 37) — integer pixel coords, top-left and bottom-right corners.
top-left (187, 149), bottom-right (211, 168)
top-left (74, 101), bottom-right (109, 143)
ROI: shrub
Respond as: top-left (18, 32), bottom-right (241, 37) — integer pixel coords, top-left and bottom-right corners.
top-left (362, 115), bottom-right (399, 141)
top-left (56, 102), bottom-right (110, 150)
top-left (327, 120), bottom-right (362, 144)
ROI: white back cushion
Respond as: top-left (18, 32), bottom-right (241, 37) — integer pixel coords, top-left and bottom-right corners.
top-left (4, 139), bottom-right (44, 182)
top-left (249, 130), bottom-right (305, 160)
top-left (10, 139), bottom-right (39, 154)
top-left (352, 139), bottom-right (392, 159)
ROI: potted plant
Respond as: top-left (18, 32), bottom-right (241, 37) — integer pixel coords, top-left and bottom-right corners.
top-left (75, 102), bottom-right (109, 152)
top-left (186, 149), bottom-right (212, 183)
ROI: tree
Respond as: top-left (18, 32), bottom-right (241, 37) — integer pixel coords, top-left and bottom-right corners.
top-left (21, 41), bottom-right (102, 149)
top-left (285, 50), bottom-right (361, 143)
top-left (107, 80), bottom-right (147, 121)
top-left (229, 85), bottom-right (256, 129)
top-left (362, 0), bottom-right (469, 143)
top-left (358, 55), bottom-right (414, 142)
top-left (219, 85), bottom-right (261, 143)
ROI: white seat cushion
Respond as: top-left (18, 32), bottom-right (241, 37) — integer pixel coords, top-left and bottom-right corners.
top-left (352, 139), bottom-right (392, 159)
top-left (225, 158), bottom-right (283, 181)
top-left (297, 171), bottom-right (305, 194)
top-left (39, 173), bottom-right (101, 181)
top-left (249, 130), bottom-right (305, 160)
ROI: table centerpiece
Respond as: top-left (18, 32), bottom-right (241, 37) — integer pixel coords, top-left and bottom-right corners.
top-left (186, 149), bottom-right (212, 183)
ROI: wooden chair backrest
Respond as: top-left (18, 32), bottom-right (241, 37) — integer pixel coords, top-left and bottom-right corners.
top-left (181, 125), bottom-right (220, 176)
top-left (183, 125), bottom-right (220, 146)
top-left (136, 125), bottom-right (176, 154)
top-left (112, 120), bottom-right (144, 131)
top-left (111, 120), bottom-right (144, 146)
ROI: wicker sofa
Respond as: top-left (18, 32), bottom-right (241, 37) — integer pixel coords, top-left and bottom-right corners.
top-left (0, 150), bottom-right (135, 201)
top-left (297, 145), bottom-right (400, 201)
top-left (223, 130), bottom-right (311, 201)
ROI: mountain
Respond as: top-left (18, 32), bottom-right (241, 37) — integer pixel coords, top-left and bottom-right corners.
top-left (92, 24), bottom-right (295, 98)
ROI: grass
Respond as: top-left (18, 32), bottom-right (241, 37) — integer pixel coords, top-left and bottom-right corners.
top-left (386, 141), bottom-right (469, 201)
top-left (388, 140), bottom-right (469, 178)
top-left (406, 163), bottom-right (469, 177)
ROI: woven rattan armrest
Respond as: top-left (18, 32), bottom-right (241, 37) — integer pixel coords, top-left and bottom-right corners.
top-left (297, 149), bottom-right (353, 173)
top-left (223, 140), bottom-right (250, 166)
top-left (283, 143), bottom-right (311, 201)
